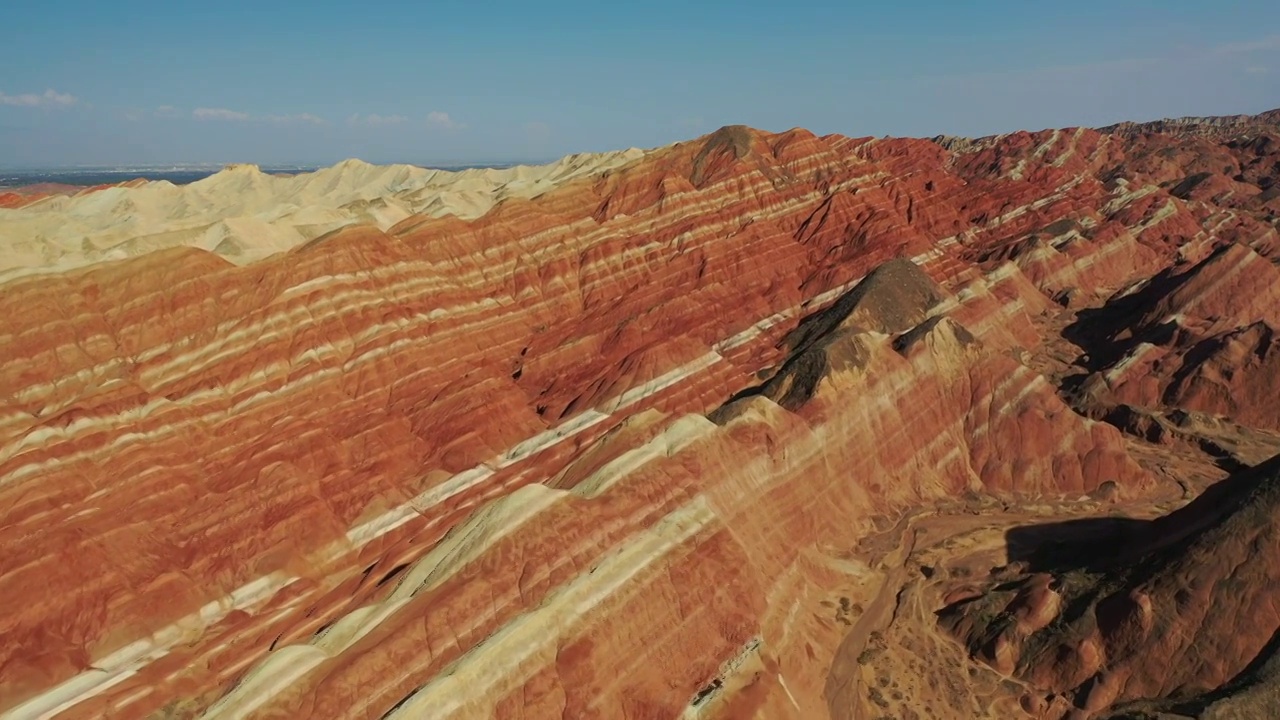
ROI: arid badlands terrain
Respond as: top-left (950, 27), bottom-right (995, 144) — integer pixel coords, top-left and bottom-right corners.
top-left (2, 108), bottom-right (1280, 720)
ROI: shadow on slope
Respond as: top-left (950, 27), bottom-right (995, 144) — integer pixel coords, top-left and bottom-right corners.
top-left (945, 453), bottom-right (1280, 717)
top-left (716, 256), bottom-right (944, 413)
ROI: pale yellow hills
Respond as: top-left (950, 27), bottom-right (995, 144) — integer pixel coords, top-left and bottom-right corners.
top-left (0, 149), bottom-right (648, 280)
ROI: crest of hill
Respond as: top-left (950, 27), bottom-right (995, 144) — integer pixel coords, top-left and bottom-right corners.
top-left (0, 147), bottom-right (650, 281)
top-left (784, 257), bottom-right (945, 355)
top-left (722, 258), bottom-right (946, 411)
top-left (936, 107), bottom-right (1280, 153)
top-left (1099, 107), bottom-right (1280, 139)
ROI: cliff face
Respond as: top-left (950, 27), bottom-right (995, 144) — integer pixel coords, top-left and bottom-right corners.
top-left (0, 110), bottom-right (1277, 719)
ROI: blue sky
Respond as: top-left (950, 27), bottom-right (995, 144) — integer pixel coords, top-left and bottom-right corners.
top-left (1, 1), bottom-right (1277, 166)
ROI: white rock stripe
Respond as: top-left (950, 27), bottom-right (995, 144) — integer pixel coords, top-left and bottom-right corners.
top-left (3, 229), bottom-right (972, 720)
top-left (381, 497), bottom-right (718, 720)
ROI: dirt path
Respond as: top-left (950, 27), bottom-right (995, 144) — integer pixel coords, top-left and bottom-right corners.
top-left (817, 486), bottom-right (1194, 720)
top-left (823, 515), bottom-right (920, 720)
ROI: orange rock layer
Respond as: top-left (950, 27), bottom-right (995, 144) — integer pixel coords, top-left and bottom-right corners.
top-left (0, 114), bottom-right (1277, 719)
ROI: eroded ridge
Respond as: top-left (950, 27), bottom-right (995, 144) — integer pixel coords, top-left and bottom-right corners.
top-left (1, 110), bottom-right (1278, 719)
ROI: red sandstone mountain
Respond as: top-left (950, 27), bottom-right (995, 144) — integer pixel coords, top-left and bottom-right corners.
top-left (0, 109), bottom-right (1277, 719)
top-left (0, 183), bottom-right (84, 208)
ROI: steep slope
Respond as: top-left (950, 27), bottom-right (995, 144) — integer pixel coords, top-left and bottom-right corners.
top-left (189, 260), bottom-right (1144, 720)
top-left (0, 110), bottom-right (1278, 719)
top-left (940, 454), bottom-right (1280, 718)
top-left (1070, 242), bottom-right (1280, 433)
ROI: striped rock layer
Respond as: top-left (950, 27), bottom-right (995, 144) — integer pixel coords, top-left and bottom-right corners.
top-left (0, 115), bottom-right (1276, 719)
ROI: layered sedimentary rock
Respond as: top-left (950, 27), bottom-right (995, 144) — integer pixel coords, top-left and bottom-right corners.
top-left (0, 187), bottom-right (71, 209)
top-left (1099, 108), bottom-right (1280, 140)
top-left (0, 110), bottom-right (1278, 719)
top-left (941, 454), bottom-right (1280, 719)
top-left (1075, 243), bottom-right (1280, 430)
top-left (923, 112), bottom-right (1280, 718)
top-left (0, 151), bottom-right (644, 280)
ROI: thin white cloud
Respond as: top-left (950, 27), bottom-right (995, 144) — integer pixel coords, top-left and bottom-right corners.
top-left (193, 107), bottom-right (251, 121)
top-left (192, 108), bottom-right (324, 124)
top-left (124, 105), bottom-right (182, 121)
top-left (0, 88), bottom-right (78, 108)
top-left (426, 111), bottom-right (466, 130)
top-left (348, 113), bottom-right (409, 126)
top-left (933, 56), bottom-right (1162, 84)
top-left (926, 34), bottom-right (1280, 87)
top-left (267, 113), bottom-right (326, 125)
top-left (1245, 66), bottom-right (1270, 75)
top-left (1212, 34), bottom-right (1280, 56)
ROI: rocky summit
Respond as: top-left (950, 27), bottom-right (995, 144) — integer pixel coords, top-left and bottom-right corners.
top-left (2, 109), bottom-right (1280, 720)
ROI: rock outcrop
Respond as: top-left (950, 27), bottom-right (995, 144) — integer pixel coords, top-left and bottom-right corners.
top-left (941, 454), bottom-right (1280, 718)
